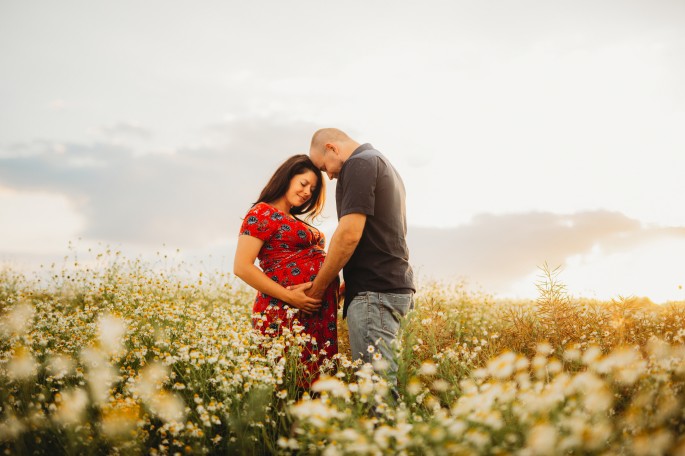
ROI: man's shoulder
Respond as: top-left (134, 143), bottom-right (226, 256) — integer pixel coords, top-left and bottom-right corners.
top-left (346, 147), bottom-right (386, 169)
top-left (351, 145), bottom-right (381, 159)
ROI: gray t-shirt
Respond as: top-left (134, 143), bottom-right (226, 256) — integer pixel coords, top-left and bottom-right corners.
top-left (337, 143), bottom-right (415, 317)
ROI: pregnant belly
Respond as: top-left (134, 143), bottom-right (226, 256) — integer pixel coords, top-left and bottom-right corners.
top-left (289, 256), bottom-right (324, 284)
top-left (269, 251), bottom-right (325, 286)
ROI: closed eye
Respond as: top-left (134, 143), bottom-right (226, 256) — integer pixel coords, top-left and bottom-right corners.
top-left (300, 179), bottom-right (316, 193)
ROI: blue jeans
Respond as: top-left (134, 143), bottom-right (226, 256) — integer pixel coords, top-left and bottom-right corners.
top-left (347, 291), bottom-right (414, 386)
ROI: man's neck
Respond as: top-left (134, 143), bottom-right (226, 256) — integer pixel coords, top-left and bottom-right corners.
top-left (340, 141), bottom-right (361, 161)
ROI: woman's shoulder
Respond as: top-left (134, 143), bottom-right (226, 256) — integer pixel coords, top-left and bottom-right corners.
top-left (240, 202), bottom-right (280, 237)
top-left (245, 201), bottom-right (273, 217)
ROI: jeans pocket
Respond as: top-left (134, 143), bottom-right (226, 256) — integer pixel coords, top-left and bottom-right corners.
top-left (379, 293), bottom-right (413, 333)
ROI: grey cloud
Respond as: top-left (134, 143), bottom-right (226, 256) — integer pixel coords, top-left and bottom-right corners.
top-left (408, 211), bottom-right (685, 289)
top-left (0, 116), bottom-right (323, 247)
top-left (99, 122), bottom-right (153, 141)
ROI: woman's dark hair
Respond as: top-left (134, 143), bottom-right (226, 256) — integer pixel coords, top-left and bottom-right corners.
top-left (255, 154), bottom-right (325, 220)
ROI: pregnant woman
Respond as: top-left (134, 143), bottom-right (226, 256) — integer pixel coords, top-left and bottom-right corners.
top-left (233, 154), bottom-right (339, 388)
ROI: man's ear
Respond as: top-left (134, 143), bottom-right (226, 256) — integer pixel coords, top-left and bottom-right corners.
top-left (325, 143), bottom-right (338, 156)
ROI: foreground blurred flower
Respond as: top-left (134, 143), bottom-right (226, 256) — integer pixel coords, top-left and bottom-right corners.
top-left (80, 347), bottom-right (118, 406)
top-left (582, 346), bottom-right (602, 365)
top-left (372, 356), bottom-right (389, 371)
top-left (277, 437), bottom-right (299, 450)
top-left (536, 342), bottom-right (553, 357)
top-left (595, 346), bottom-right (646, 385)
top-left (291, 399), bottom-right (344, 428)
top-left (1, 302), bottom-right (35, 337)
top-left (312, 376), bottom-right (350, 399)
top-left (100, 400), bottom-right (140, 438)
top-left (632, 429), bottom-right (674, 456)
top-left (54, 388), bottom-right (89, 425)
top-left (46, 354), bottom-right (75, 379)
top-left (430, 379), bottom-right (450, 392)
top-left (97, 313), bottom-right (127, 355)
top-left (7, 346), bottom-right (37, 380)
top-left (419, 361), bottom-right (438, 377)
top-left (0, 413), bottom-right (25, 442)
top-left (526, 423), bottom-right (557, 455)
top-left (407, 378), bottom-right (422, 396)
top-left (571, 372), bottom-right (612, 413)
top-left (133, 362), bottom-right (169, 400)
top-left (148, 391), bottom-right (186, 423)
top-left (487, 351), bottom-right (517, 379)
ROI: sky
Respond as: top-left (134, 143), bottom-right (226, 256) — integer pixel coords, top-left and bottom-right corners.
top-left (1, 0), bottom-right (684, 302)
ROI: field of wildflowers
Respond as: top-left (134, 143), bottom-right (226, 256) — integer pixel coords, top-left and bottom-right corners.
top-left (1, 250), bottom-right (684, 455)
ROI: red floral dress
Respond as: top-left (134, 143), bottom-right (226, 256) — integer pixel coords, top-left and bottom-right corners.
top-left (239, 202), bottom-right (339, 385)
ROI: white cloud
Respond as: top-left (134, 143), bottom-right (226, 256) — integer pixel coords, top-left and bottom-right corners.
top-left (1, 1), bottom-right (684, 301)
top-left (408, 210), bottom-right (685, 300)
top-left (0, 187), bottom-right (85, 254)
top-left (98, 122), bottom-right (153, 141)
top-left (0, 115), bottom-right (323, 247)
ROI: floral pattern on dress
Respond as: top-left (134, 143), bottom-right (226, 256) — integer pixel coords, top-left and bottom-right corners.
top-left (239, 202), bottom-right (339, 386)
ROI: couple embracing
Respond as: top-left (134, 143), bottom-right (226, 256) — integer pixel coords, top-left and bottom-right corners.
top-left (233, 128), bottom-right (415, 392)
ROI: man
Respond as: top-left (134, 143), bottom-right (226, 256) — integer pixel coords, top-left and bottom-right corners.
top-left (305, 128), bottom-right (415, 387)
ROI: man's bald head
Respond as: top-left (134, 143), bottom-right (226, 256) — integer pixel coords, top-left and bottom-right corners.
top-left (310, 128), bottom-right (352, 151)
top-left (308, 128), bottom-right (360, 180)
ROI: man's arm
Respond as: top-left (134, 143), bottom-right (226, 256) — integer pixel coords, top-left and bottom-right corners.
top-left (307, 213), bottom-right (366, 299)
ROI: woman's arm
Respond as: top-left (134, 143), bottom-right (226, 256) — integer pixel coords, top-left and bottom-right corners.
top-left (233, 235), bottom-right (322, 314)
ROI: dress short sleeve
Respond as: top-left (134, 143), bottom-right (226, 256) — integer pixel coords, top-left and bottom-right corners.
top-left (239, 202), bottom-right (279, 242)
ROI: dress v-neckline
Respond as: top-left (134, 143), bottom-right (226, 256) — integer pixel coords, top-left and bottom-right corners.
top-left (263, 202), bottom-right (297, 220)
top-left (260, 201), bottom-right (320, 231)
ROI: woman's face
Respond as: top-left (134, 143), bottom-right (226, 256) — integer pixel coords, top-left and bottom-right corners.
top-left (285, 170), bottom-right (318, 209)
